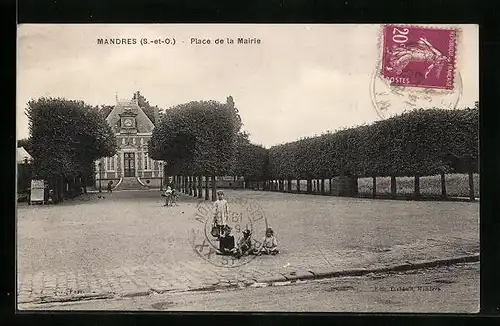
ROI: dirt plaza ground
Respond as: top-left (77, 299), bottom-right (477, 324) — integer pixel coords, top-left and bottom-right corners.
top-left (16, 189), bottom-right (479, 310)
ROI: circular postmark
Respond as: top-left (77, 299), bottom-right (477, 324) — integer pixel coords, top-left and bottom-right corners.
top-left (370, 66), bottom-right (463, 120)
top-left (190, 197), bottom-right (268, 268)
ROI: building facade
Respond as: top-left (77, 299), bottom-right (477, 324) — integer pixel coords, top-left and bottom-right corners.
top-left (95, 96), bottom-right (163, 190)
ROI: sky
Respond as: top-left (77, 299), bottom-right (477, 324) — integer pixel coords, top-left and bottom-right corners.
top-left (17, 24), bottom-right (478, 148)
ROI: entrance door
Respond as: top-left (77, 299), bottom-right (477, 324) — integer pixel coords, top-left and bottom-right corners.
top-left (123, 153), bottom-right (135, 177)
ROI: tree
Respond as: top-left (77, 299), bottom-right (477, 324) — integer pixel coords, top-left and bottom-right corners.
top-left (26, 97), bottom-right (117, 203)
top-left (149, 98), bottom-right (242, 200)
top-left (133, 91), bottom-right (160, 124)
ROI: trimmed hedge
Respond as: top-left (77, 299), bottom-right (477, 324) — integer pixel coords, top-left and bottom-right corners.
top-left (268, 108), bottom-right (478, 179)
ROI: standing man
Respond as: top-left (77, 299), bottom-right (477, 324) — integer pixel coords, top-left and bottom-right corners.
top-left (213, 190), bottom-right (229, 237)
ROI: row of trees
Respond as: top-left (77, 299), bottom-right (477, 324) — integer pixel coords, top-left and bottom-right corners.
top-left (23, 98), bottom-right (116, 203)
top-left (19, 93), bottom-right (478, 203)
top-left (151, 99), bottom-right (478, 201)
top-left (267, 107), bottom-right (478, 180)
top-left (149, 96), bottom-right (268, 200)
top-left (264, 106), bottom-right (478, 199)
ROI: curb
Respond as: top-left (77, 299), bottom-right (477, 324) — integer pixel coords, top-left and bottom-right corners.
top-left (249, 253), bottom-right (480, 288)
top-left (18, 254), bottom-right (479, 306)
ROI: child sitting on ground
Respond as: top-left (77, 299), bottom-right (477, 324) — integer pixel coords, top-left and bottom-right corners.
top-left (234, 228), bottom-right (255, 259)
top-left (258, 227), bottom-right (279, 255)
top-left (218, 225), bottom-right (237, 255)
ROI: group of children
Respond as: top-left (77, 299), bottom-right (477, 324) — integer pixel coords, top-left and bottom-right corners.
top-left (162, 186), bottom-right (178, 206)
top-left (213, 190), bottom-right (279, 258)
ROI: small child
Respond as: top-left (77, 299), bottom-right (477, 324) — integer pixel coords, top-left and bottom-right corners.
top-left (218, 225), bottom-right (236, 255)
top-left (213, 190), bottom-right (229, 237)
top-left (234, 228), bottom-right (255, 258)
top-left (171, 188), bottom-right (178, 205)
top-left (163, 186), bottom-right (172, 206)
top-left (107, 181), bottom-right (113, 194)
top-left (258, 227), bottom-right (279, 255)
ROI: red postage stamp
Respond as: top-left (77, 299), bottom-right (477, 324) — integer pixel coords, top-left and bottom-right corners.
top-left (381, 25), bottom-right (458, 90)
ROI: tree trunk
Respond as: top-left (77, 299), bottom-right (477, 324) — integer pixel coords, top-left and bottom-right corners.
top-left (83, 176), bottom-right (87, 194)
top-left (352, 176), bottom-right (359, 196)
top-left (330, 178), bottom-right (333, 195)
top-left (211, 175), bottom-right (217, 201)
top-left (390, 175), bottom-right (397, 199)
top-left (192, 176), bottom-right (197, 197)
top-left (372, 176), bottom-right (376, 198)
top-left (198, 175), bottom-right (203, 198)
top-left (52, 177), bottom-right (58, 204)
top-left (287, 179), bottom-right (292, 192)
top-left (307, 179), bottom-right (312, 194)
top-left (296, 179), bottom-right (301, 192)
top-left (205, 176), bottom-right (209, 200)
top-left (321, 179), bottom-right (325, 195)
top-left (468, 170), bottom-right (475, 202)
top-left (191, 176), bottom-right (195, 196)
top-left (414, 174), bottom-right (420, 199)
top-left (440, 172), bottom-right (447, 199)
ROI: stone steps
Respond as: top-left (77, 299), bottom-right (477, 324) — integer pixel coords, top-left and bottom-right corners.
top-left (113, 177), bottom-right (149, 191)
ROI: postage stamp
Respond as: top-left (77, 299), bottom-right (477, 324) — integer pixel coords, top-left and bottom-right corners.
top-left (381, 25), bottom-right (458, 90)
top-left (190, 198), bottom-right (269, 268)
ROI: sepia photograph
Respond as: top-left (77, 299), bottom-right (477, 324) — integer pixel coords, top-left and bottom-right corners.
top-left (16, 24), bottom-right (479, 312)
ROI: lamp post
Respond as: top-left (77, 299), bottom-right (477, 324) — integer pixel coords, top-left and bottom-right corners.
top-left (159, 162), bottom-right (163, 191)
top-left (98, 162), bottom-right (102, 192)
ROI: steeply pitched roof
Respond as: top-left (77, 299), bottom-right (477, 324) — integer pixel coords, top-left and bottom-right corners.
top-left (105, 99), bottom-right (156, 134)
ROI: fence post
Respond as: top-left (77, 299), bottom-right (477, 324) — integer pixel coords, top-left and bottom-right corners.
top-left (440, 172), bottom-right (447, 199)
top-left (390, 175), bottom-right (397, 199)
top-left (468, 169), bottom-right (475, 202)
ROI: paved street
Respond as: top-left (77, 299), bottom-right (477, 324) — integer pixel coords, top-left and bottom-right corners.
top-left (17, 189), bottom-right (479, 309)
top-left (21, 262), bottom-right (479, 312)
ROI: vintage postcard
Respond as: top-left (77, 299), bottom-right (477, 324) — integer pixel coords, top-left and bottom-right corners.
top-left (16, 24), bottom-right (479, 312)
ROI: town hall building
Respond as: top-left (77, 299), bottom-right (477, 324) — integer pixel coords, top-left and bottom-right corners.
top-left (95, 95), bottom-right (164, 190)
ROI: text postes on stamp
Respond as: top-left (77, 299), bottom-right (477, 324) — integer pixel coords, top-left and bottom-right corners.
top-left (381, 25), bottom-right (458, 90)
top-left (191, 198), bottom-right (268, 268)
top-left (372, 25), bottom-right (462, 119)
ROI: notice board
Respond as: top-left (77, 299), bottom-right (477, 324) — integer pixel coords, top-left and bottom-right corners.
top-left (30, 179), bottom-right (45, 204)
